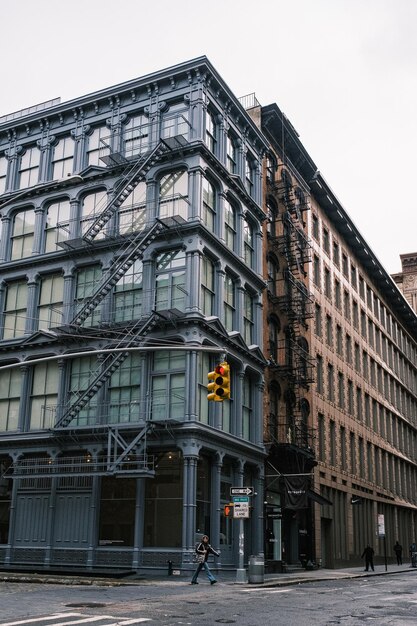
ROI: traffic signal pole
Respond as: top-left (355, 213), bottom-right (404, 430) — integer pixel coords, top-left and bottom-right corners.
top-left (236, 517), bottom-right (247, 583)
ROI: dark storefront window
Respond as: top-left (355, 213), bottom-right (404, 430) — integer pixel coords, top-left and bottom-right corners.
top-left (144, 451), bottom-right (182, 547)
top-left (99, 477), bottom-right (136, 546)
top-left (195, 456), bottom-right (211, 537)
top-left (0, 458), bottom-right (12, 544)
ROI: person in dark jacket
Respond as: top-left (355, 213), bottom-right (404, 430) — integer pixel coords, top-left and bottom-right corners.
top-left (361, 544), bottom-right (375, 571)
top-left (191, 534), bottom-right (219, 584)
top-left (393, 541), bottom-right (403, 565)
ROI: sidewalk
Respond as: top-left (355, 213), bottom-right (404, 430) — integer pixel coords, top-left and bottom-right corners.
top-left (0, 564), bottom-right (415, 587)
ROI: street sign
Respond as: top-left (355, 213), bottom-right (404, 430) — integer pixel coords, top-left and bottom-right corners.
top-left (233, 500), bottom-right (250, 518)
top-left (230, 486), bottom-right (254, 496)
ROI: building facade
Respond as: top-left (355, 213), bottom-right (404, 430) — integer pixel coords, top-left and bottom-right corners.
top-left (392, 253), bottom-right (417, 314)
top-left (0, 57), bottom-right (268, 574)
top-left (244, 97), bottom-right (417, 571)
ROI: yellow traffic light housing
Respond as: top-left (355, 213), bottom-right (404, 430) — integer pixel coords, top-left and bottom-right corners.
top-left (207, 362), bottom-right (231, 401)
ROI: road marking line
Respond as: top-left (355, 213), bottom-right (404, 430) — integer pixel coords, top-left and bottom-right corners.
top-left (0, 615), bottom-right (82, 626)
top-left (45, 617), bottom-right (115, 626)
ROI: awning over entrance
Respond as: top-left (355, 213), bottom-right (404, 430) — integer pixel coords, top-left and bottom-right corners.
top-left (307, 489), bottom-right (333, 506)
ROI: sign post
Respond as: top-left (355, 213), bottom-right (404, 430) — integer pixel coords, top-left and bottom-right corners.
top-left (231, 487), bottom-right (254, 583)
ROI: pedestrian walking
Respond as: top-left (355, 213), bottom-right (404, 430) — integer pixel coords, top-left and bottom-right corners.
top-left (191, 534), bottom-right (219, 585)
top-left (409, 542), bottom-right (416, 567)
top-left (393, 541), bottom-right (402, 565)
top-left (361, 544), bottom-right (375, 572)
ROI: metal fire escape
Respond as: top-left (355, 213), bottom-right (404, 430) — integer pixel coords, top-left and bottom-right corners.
top-left (45, 132), bottom-right (189, 475)
top-left (269, 175), bottom-right (315, 449)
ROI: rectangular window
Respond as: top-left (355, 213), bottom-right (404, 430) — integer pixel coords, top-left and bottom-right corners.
top-left (68, 356), bottom-right (98, 425)
top-left (338, 372), bottom-right (344, 408)
top-left (312, 214), bottom-right (319, 240)
top-left (119, 181), bottom-right (147, 235)
top-left (344, 290), bottom-right (350, 321)
top-left (87, 125), bottom-right (110, 166)
top-left (348, 379), bottom-right (354, 415)
top-left (38, 274), bottom-right (64, 330)
top-left (19, 147), bottom-right (40, 188)
top-left (242, 377), bottom-right (252, 440)
top-left (340, 426), bottom-right (347, 470)
top-left (324, 267), bottom-right (331, 298)
top-left (52, 137), bottom-right (74, 179)
top-left (350, 263), bottom-right (357, 289)
top-left (81, 190), bottom-right (107, 238)
top-left (356, 386), bottom-right (363, 421)
top-left (336, 325), bottom-right (343, 356)
top-left (224, 274), bottom-right (235, 332)
top-left (124, 114), bottom-right (149, 158)
top-left (159, 170), bottom-right (188, 220)
top-left (315, 304), bottom-right (322, 337)
top-left (329, 420), bottom-right (336, 465)
top-left (243, 219), bottom-right (254, 268)
top-left (326, 315), bottom-right (333, 346)
top-left (322, 227), bottom-right (330, 254)
top-left (327, 364), bottom-right (334, 402)
top-left (155, 249), bottom-right (186, 312)
top-left (0, 155), bottom-right (7, 194)
top-left (318, 413), bottom-right (325, 461)
top-left (224, 200), bottom-right (236, 251)
top-left (334, 279), bottom-right (341, 309)
top-left (316, 355), bottom-right (323, 393)
top-left (342, 252), bottom-right (348, 277)
top-left (350, 432), bottom-right (356, 474)
top-left (114, 259), bottom-right (143, 322)
top-left (30, 361), bottom-right (59, 429)
top-left (202, 177), bottom-right (215, 231)
top-left (346, 334), bottom-right (352, 364)
top-left (45, 200), bottom-right (71, 252)
top-left (226, 134), bottom-right (237, 173)
top-left (205, 110), bottom-right (216, 153)
top-left (0, 368), bottom-right (21, 431)
top-left (108, 353), bottom-right (141, 423)
top-left (243, 291), bottom-right (254, 345)
top-left (333, 241), bottom-right (340, 267)
top-left (313, 255), bottom-right (320, 287)
top-left (201, 256), bottom-right (214, 316)
top-left (75, 265), bottom-right (102, 327)
top-left (11, 209), bottom-right (35, 259)
top-left (151, 351), bottom-right (185, 421)
top-left (3, 280), bottom-right (28, 339)
top-left (352, 300), bottom-right (359, 328)
top-left (354, 342), bottom-right (360, 372)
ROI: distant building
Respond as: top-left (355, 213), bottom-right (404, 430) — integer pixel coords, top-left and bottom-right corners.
top-left (244, 96), bottom-right (417, 571)
top-left (392, 253), bottom-right (417, 314)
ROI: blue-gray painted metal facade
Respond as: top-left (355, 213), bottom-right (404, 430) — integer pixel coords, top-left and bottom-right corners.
top-left (0, 57), bottom-right (269, 574)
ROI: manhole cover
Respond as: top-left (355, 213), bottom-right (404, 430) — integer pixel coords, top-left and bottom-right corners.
top-left (66, 603), bottom-right (108, 608)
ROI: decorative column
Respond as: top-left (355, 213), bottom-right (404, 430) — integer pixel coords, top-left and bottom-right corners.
top-left (44, 453), bottom-right (58, 567)
top-left (185, 350), bottom-right (198, 421)
top-left (188, 167), bottom-right (202, 221)
top-left (25, 275), bottom-right (39, 335)
top-left (87, 450), bottom-right (101, 569)
top-left (62, 268), bottom-right (75, 325)
top-left (211, 453), bottom-right (224, 567)
top-left (254, 381), bottom-right (265, 447)
top-left (32, 205), bottom-right (45, 255)
top-left (186, 250), bottom-right (200, 313)
top-left (132, 477), bottom-right (146, 570)
top-left (180, 443), bottom-right (201, 566)
top-left (235, 372), bottom-right (245, 439)
top-left (0, 216), bottom-right (12, 262)
top-left (4, 452), bottom-right (20, 565)
top-left (55, 359), bottom-right (67, 426)
top-left (253, 464), bottom-right (265, 556)
top-left (18, 365), bottom-right (31, 432)
top-left (215, 266), bottom-right (225, 320)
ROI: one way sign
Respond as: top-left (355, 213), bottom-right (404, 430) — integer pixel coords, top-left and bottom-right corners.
top-left (230, 486), bottom-right (254, 496)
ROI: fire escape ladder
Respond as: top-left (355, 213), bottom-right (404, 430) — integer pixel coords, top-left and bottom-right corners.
top-left (106, 422), bottom-right (155, 473)
top-left (83, 141), bottom-right (171, 244)
top-left (54, 313), bottom-right (159, 430)
top-left (71, 219), bottom-right (167, 327)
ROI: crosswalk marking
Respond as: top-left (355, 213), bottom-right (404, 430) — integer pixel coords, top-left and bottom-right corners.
top-left (0, 615), bottom-right (82, 626)
top-left (0, 615), bottom-right (151, 626)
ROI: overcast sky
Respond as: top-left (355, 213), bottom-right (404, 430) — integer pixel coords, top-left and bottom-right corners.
top-left (1, 0), bottom-right (416, 275)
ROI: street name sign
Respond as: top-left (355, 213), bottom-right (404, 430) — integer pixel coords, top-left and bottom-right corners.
top-left (230, 486), bottom-right (254, 496)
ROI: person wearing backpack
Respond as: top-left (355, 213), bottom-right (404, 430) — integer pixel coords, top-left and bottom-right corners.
top-left (191, 534), bottom-right (219, 585)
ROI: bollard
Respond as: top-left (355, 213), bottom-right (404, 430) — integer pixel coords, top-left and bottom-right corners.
top-left (167, 560), bottom-right (173, 575)
top-left (248, 555), bottom-right (264, 584)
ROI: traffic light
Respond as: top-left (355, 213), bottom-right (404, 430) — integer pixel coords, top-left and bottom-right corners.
top-left (207, 362), bottom-right (231, 402)
top-left (224, 503), bottom-right (234, 517)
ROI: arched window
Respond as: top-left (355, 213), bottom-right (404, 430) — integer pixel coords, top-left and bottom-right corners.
top-left (45, 199), bottom-right (70, 252)
top-left (266, 198), bottom-right (278, 238)
top-left (202, 176), bottom-right (215, 231)
top-left (268, 315), bottom-right (280, 363)
top-left (201, 255), bottom-right (215, 316)
top-left (267, 254), bottom-right (279, 296)
top-left (81, 190), bottom-right (107, 238)
top-left (224, 273), bottom-right (235, 332)
top-left (224, 199), bottom-right (236, 251)
top-left (159, 170), bottom-right (188, 220)
top-left (11, 208), bottom-right (35, 259)
top-left (243, 218), bottom-right (254, 268)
